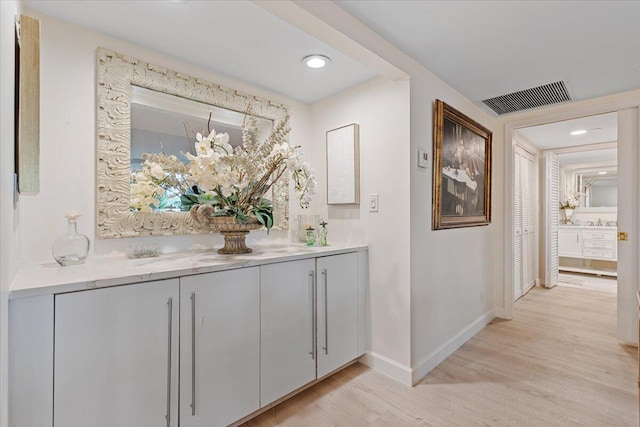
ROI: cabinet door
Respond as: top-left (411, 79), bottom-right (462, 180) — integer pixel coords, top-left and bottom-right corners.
top-left (54, 279), bottom-right (179, 427)
top-left (559, 229), bottom-right (582, 257)
top-left (180, 268), bottom-right (260, 427)
top-left (317, 253), bottom-right (359, 378)
top-left (261, 259), bottom-right (316, 406)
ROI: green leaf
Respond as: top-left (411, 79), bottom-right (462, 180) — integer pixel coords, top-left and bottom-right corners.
top-left (180, 194), bottom-right (199, 210)
top-left (197, 194), bottom-right (220, 206)
top-left (255, 211), bottom-right (267, 228)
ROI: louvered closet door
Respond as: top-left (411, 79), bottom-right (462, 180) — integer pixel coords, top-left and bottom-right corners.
top-left (514, 146), bottom-right (538, 301)
top-left (545, 152), bottom-right (560, 287)
top-left (524, 154), bottom-right (536, 293)
top-left (521, 154), bottom-right (531, 297)
top-left (514, 150), bottom-right (523, 300)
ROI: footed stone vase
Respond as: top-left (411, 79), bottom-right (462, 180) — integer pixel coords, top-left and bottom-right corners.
top-left (190, 205), bottom-right (263, 254)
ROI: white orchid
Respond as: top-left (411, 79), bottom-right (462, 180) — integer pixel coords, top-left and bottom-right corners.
top-left (130, 112), bottom-right (314, 230)
top-left (149, 163), bottom-right (165, 181)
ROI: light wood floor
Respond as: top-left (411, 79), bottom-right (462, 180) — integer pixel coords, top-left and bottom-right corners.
top-left (245, 286), bottom-right (637, 426)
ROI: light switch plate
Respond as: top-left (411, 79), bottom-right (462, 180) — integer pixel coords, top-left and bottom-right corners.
top-left (369, 194), bottom-right (379, 212)
top-left (417, 148), bottom-right (428, 168)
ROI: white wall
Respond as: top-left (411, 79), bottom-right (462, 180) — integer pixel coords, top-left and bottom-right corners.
top-left (20, 10), bottom-right (311, 264)
top-left (407, 67), bottom-right (502, 383)
top-left (309, 77), bottom-right (412, 369)
top-left (0, 2), bottom-right (22, 426)
top-left (278, 1), bottom-right (503, 384)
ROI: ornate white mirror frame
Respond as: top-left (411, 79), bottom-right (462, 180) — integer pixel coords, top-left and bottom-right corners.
top-left (96, 47), bottom-right (290, 238)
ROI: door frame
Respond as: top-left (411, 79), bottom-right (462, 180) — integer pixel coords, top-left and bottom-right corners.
top-left (501, 91), bottom-right (640, 332)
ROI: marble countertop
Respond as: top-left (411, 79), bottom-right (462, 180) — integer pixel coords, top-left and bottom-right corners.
top-left (559, 225), bottom-right (617, 230)
top-left (10, 242), bottom-right (367, 299)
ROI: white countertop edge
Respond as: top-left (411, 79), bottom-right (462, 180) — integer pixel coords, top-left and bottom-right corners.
top-left (558, 225), bottom-right (618, 230)
top-left (10, 242), bottom-right (368, 300)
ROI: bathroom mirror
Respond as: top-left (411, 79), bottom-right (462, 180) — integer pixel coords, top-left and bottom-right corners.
top-left (96, 48), bottom-right (290, 238)
top-left (576, 171), bottom-right (618, 208)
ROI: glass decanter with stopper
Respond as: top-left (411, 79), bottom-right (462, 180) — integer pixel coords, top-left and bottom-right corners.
top-left (52, 211), bottom-right (90, 266)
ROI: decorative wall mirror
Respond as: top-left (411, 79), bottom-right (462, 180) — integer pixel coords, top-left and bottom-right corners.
top-left (574, 170), bottom-right (618, 208)
top-left (96, 48), bottom-right (290, 238)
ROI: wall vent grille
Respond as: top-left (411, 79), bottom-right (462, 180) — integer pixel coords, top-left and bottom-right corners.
top-left (482, 81), bottom-right (571, 115)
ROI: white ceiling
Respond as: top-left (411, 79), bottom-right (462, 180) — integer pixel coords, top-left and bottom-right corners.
top-left (24, 0), bottom-right (378, 104)
top-left (558, 149), bottom-right (617, 166)
top-left (516, 112), bottom-right (617, 150)
top-left (24, 1), bottom-right (640, 113)
top-left (523, 113), bottom-right (618, 175)
top-left (336, 1), bottom-right (640, 114)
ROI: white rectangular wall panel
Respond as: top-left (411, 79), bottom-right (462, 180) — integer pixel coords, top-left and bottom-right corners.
top-left (327, 123), bottom-right (360, 204)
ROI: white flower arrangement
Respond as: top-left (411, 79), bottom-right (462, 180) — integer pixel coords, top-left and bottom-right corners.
top-left (560, 178), bottom-right (598, 210)
top-left (130, 113), bottom-right (316, 231)
top-left (560, 190), bottom-right (582, 209)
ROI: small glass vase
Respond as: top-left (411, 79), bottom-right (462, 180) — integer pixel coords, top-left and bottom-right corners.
top-left (52, 212), bottom-right (90, 266)
top-left (319, 220), bottom-right (328, 246)
top-left (306, 227), bottom-right (316, 246)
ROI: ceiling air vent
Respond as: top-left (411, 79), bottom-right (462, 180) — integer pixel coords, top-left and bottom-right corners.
top-left (482, 81), bottom-right (571, 115)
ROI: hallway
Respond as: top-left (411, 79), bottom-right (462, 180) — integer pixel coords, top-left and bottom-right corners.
top-left (246, 286), bottom-right (637, 426)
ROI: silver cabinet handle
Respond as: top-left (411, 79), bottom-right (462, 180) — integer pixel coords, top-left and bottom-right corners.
top-left (190, 292), bottom-right (196, 416)
top-left (309, 271), bottom-right (316, 360)
top-left (166, 297), bottom-right (173, 427)
top-left (322, 269), bottom-right (328, 355)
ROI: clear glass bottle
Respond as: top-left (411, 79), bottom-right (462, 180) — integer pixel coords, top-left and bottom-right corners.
top-left (319, 220), bottom-right (328, 246)
top-left (52, 211), bottom-right (90, 266)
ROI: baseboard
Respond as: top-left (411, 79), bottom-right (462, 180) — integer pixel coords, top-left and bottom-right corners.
top-left (359, 351), bottom-right (412, 386)
top-left (410, 309), bottom-right (495, 385)
top-left (493, 306), bottom-right (507, 319)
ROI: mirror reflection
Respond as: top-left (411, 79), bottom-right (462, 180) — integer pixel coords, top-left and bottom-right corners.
top-left (130, 86), bottom-right (273, 211)
top-left (559, 147), bottom-right (617, 209)
top-left (575, 170), bottom-right (617, 208)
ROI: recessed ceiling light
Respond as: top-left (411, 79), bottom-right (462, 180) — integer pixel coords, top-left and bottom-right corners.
top-left (570, 129), bottom-right (587, 136)
top-left (302, 55), bottom-right (331, 69)
top-left (598, 171), bottom-right (608, 175)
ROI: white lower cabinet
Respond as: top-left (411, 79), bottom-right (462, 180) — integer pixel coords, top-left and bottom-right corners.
top-left (54, 279), bottom-right (180, 427)
top-left (261, 253), bottom-right (360, 406)
top-left (179, 268), bottom-right (260, 427)
top-left (10, 250), bottom-right (365, 427)
top-left (558, 228), bottom-right (582, 257)
top-left (317, 253), bottom-right (359, 378)
top-left (260, 258), bottom-right (317, 406)
top-left (559, 227), bottom-right (617, 261)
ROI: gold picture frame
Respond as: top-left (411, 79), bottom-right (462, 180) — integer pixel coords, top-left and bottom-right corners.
top-left (432, 100), bottom-right (492, 230)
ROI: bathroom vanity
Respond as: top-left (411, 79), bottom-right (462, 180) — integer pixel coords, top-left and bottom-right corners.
top-left (9, 243), bottom-right (368, 427)
top-left (558, 225), bottom-right (617, 276)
